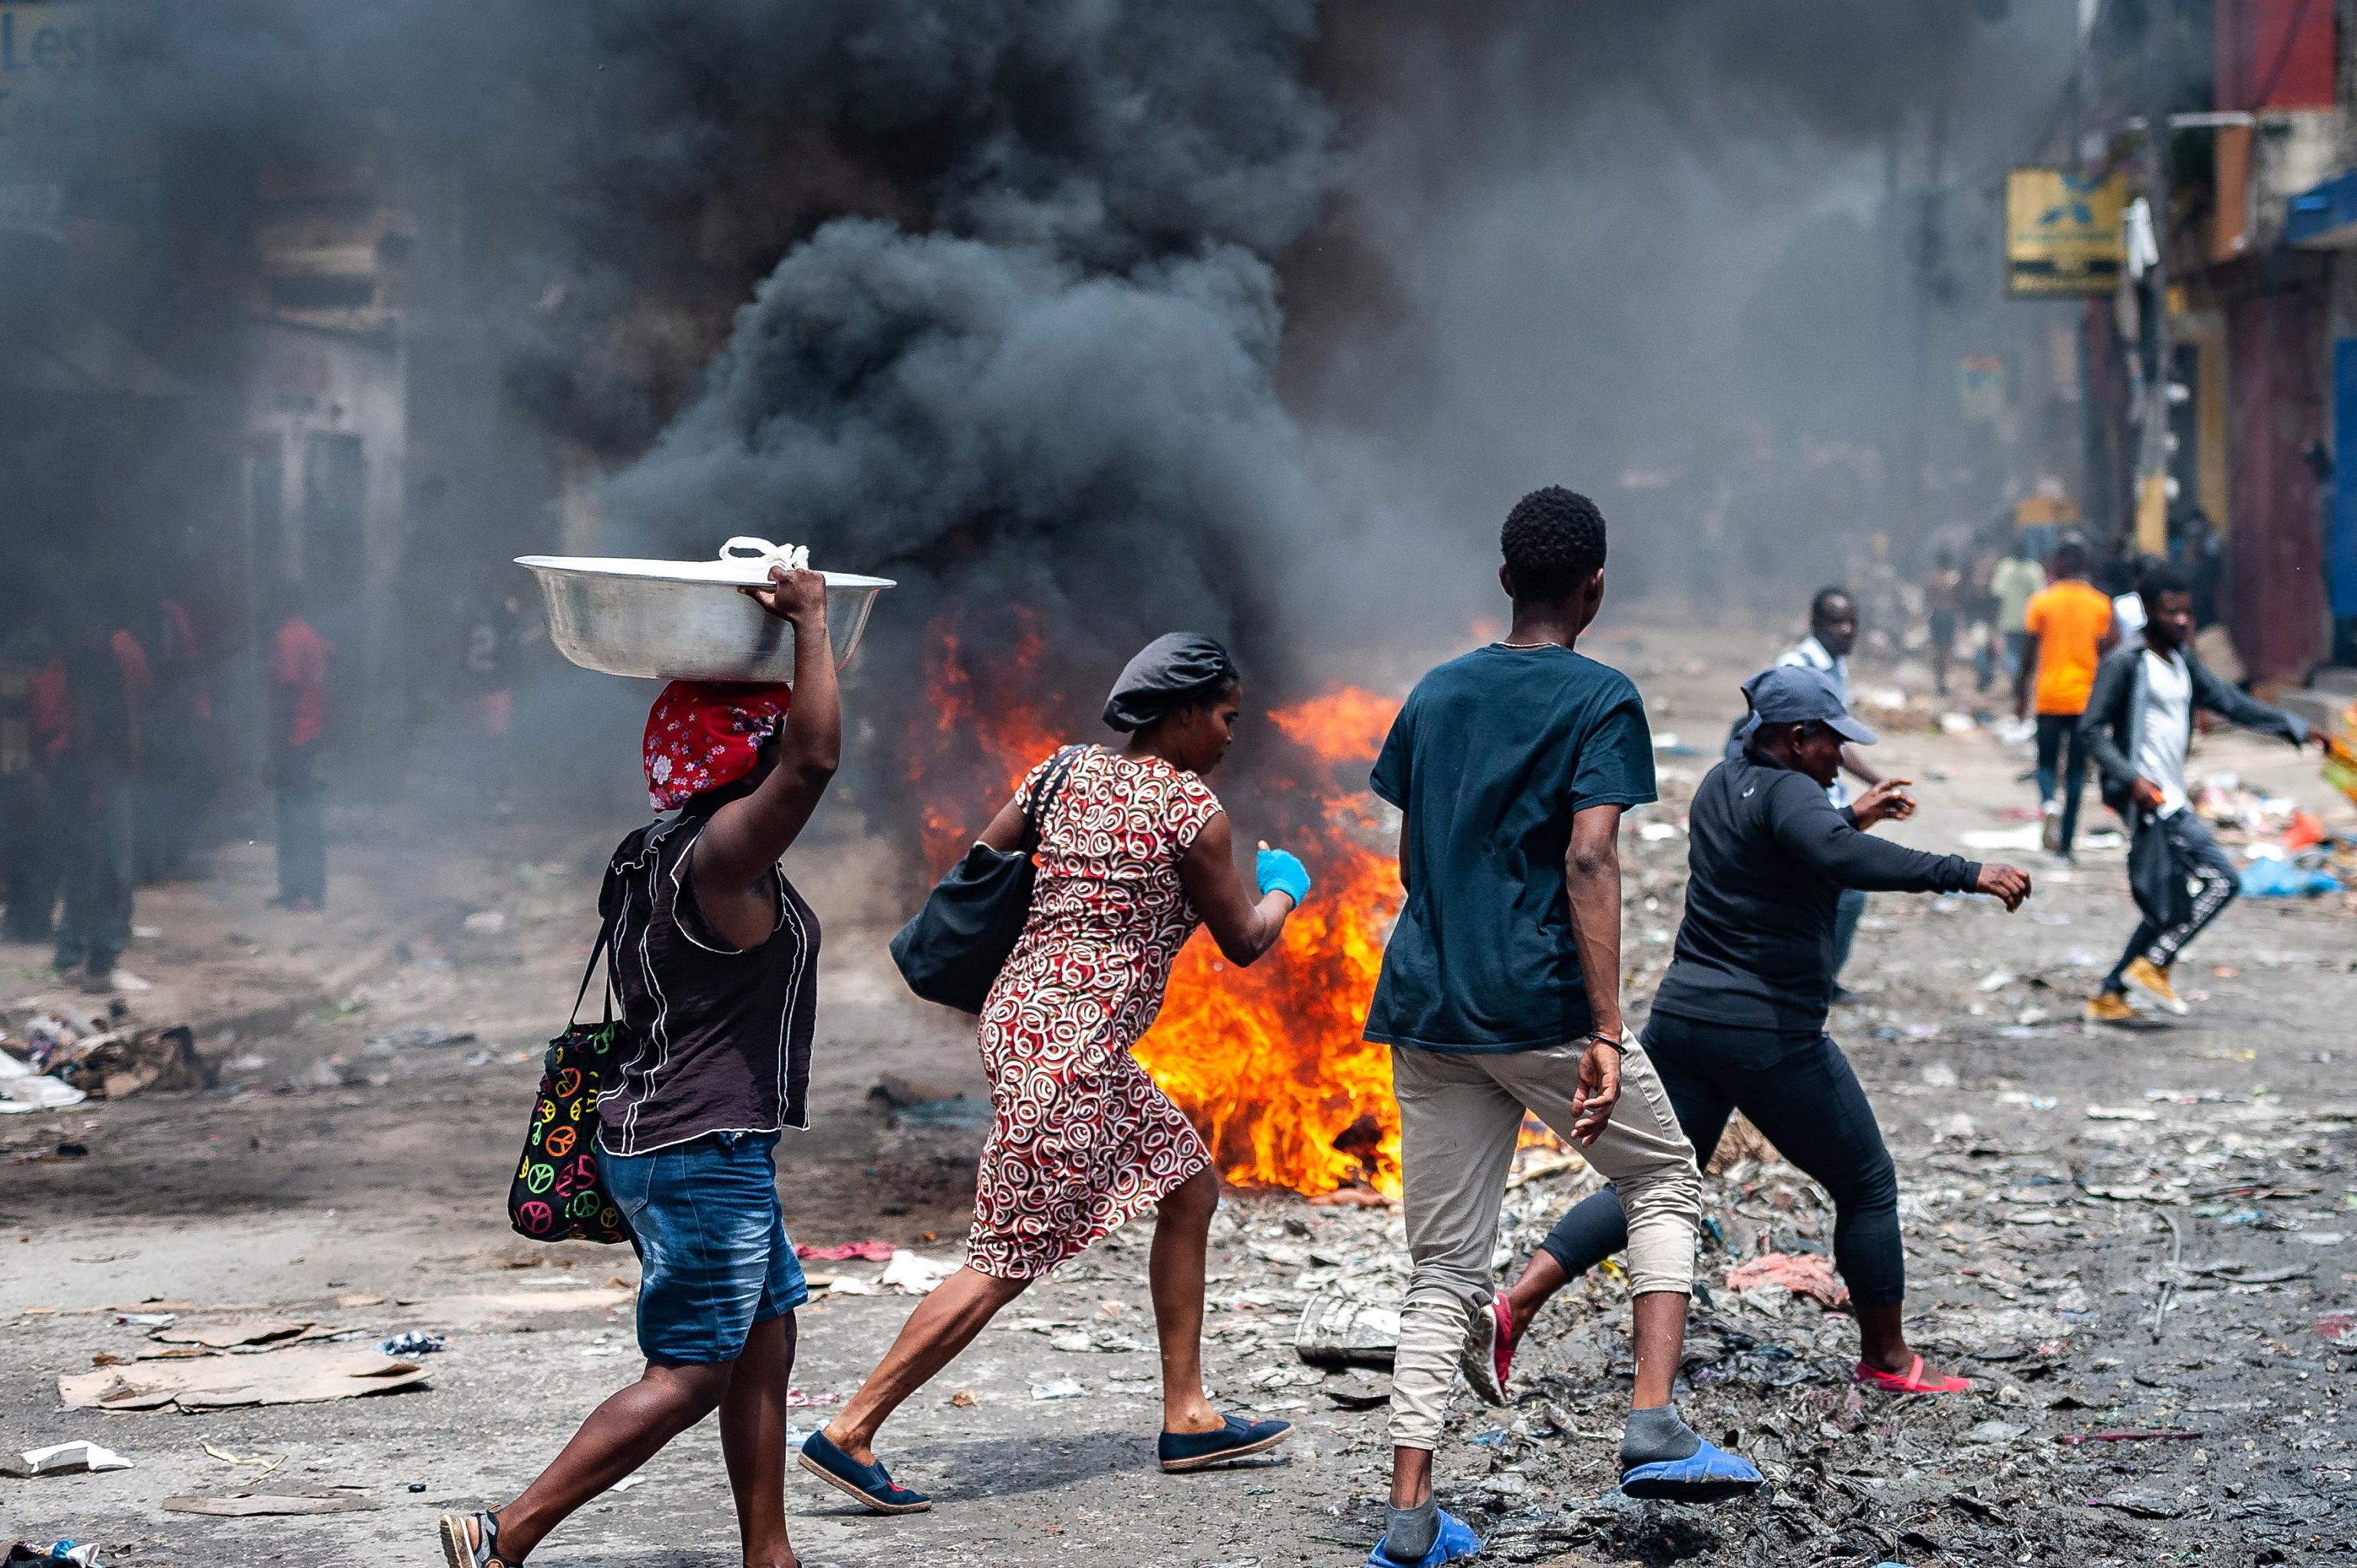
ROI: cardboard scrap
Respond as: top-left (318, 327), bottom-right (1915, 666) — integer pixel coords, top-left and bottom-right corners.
top-left (58, 1346), bottom-right (430, 1412)
top-left (163, 1490), bottom-right (377, 1516)
top-left (149, 1317), bottom-right (313, 1349)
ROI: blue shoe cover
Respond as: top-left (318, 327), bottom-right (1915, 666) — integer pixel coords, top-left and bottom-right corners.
top-left (1619, 1435), bottom-right (1763, 1501)
top-left (1366, 1507), bottom-right (1482, 1567)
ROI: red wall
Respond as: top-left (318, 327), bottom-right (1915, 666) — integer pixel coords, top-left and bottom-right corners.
top-left (2227, 289), bottom-right (2329, 683)
top-left (2216, 0), bottom-right (2339, 110)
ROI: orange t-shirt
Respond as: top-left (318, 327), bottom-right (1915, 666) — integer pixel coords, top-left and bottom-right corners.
top-left (2022, 580), bottom-right (2112, 715)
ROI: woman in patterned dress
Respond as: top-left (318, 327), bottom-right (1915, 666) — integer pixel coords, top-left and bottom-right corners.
top-left (803, 634), bottom-right (1315, 1512)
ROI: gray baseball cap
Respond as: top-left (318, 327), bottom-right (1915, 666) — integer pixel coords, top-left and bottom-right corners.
top-left (1735, 664), bottom-right (1878, 746)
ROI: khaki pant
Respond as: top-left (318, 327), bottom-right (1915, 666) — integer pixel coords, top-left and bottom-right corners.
top-left (1387, 1036), bottom-right (1699, 1451)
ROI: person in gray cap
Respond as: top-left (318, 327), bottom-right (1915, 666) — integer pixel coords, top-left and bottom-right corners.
top-left (1488, 665), bottom-right (2032, 1398)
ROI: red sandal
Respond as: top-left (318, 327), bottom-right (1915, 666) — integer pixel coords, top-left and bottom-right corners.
top-left (1855, 1354), bottom-right (1971, 1395)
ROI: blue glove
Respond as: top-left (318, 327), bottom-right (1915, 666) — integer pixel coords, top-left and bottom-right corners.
top-left (1256, 845), bottom-right (1310, 904)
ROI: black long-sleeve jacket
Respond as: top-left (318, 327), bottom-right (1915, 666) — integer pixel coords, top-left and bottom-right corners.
top-left (2076, 644), bottom-right (2306, 817)
top-left (1650, 749), bottom-right (1982, 1037)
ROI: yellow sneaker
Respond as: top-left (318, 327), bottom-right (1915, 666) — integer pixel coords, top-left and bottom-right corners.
top-left (2122, 957), bottom-right (2189, 1016)
top-left (2085, 991), bottom-right (2136, 1023)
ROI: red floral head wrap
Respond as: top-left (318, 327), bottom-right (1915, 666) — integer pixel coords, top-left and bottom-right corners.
top-left (642, 680), bottom-right (791, 811)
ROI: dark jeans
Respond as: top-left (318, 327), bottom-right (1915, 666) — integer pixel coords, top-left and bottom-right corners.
top-left (2034, 713), bottom-right (2091, 855)
top-left (2105, 810), bottom-right (2237, 990)
top-left (275, 746), bottom-right (327, 904)
top-left (0, 771), bottom-right (62, 942)
top-left (55, 777), bottom-right (135, 974)
top-left (1538, 1013), bottom-right (1905, 1307)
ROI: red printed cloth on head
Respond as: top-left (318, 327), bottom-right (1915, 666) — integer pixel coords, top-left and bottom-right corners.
top-left (643, 680), bottom-right (791, 810)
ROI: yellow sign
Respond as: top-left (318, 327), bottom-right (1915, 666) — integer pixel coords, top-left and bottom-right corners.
top-left (2006, 170), bottom-right (2128, 297)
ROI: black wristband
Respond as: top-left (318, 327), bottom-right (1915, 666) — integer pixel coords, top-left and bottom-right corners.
top-left (1585, 1030), bottom-right (1626, 1054)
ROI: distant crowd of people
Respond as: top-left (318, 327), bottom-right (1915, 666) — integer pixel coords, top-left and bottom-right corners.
top-left (0, 576), bottom-right (530, 987)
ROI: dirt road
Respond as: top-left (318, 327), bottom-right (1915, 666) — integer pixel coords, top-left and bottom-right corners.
top-left (5, 620), bottom-right (2355, 1566)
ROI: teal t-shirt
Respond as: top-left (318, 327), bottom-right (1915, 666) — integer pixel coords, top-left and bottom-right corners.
top-left (1363, 644), bottom-right (1656, 1053)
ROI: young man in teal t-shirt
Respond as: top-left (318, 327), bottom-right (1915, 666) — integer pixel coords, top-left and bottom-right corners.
top-left (1363, 488), bottom-right (1759, 1568)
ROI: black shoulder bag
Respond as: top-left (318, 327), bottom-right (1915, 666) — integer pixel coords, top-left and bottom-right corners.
top-left (890, 746), bottom-right (1083, 1013)
top-left (507, 906), bottom-right (633, 1244)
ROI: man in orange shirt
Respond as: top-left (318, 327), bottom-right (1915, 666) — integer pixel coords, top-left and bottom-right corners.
top-left (2020, 535), bottom-right (2114, 861)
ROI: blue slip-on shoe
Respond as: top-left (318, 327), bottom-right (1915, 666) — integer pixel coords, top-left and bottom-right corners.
top-left (1618, 1436), bottom-right (1765, 1503)
top-left (1158, 1414), bottom-right (1296, 1472)
top-left (1366, 1507), bottom-right (1483, 1567)
top-left (796, 1428), bottom-right (933, 1514)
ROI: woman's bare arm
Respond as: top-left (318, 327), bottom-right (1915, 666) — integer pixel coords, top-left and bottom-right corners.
top-left (689, 568), bottom-right (841, 950)
top-left (1177, 812), bottom-right (1294, 965)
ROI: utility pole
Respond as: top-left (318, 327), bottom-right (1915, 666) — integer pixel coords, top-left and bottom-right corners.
top-left (1903, 67), bottom-right (1953, 568)
top-left (2131, 0), bottom-right (2175, 558)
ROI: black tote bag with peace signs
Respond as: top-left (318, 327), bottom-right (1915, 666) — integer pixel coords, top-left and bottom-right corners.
top-left (507, 915), bottom-right (633, 1245)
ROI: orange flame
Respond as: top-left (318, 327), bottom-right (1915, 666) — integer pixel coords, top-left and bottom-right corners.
top-left (1136, 685), bottom-right (1407, 1197)
top-left (904, 608), bottom-right (1064, 870)
top-left (904, 615), bottom-right (1408, 1197)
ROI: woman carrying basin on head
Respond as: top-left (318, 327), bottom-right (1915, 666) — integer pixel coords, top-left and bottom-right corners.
top-left (800, 633), bottom-right (1314, 1513)
top-left (442, 565), bottom-right (837, 1568)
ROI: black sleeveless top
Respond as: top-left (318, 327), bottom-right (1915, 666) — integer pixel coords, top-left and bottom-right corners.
top-left (593, 809), bottom-right (819, 1156)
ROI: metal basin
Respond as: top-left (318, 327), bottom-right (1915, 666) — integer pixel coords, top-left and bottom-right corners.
top-left (516, 538), bottom-right (894, 684)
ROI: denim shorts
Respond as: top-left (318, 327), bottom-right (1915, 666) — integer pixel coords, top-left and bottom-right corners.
top-left (602, 1131), bottom-right (808, 1365)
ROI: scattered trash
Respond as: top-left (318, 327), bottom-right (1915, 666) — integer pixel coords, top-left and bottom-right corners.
top-left (878, 1251), bottom-right (958, 1294)
top-left (377, 1332), bottom-right (446, 1357)
top-left (2083, 1105), bottom-right (2158, 1122)
top-left (2, 1441), bottom-right (133, 1477)
top-left (795, 1240), bottom-right (897, 1263)
top-left (1960, 1420), bottom-right (2029, 1445)
top-left (2055, 1428), bottom-right (2200, 1444)
top-left (1031, 1379), bottom-right (1087, 1400)
top-left (2083, 1490), bottom-right (2185, 1519)
top-left (3, 1543), bottom-right (99, 1568)
top-left (161, 1491), bottom-right (377, 1516)
top-left (2316, 1312), bottom-right (2357, 1341)
top-left (58, 1346), bottom-right (433, 1411)
top-left (605, 1474), bottom-right (645, 1494)
top-left (114, 1313), bottom-right (176, 1328)
top-left (150, 1318), bottom-right (312, 1350)
top-left (0, 1050), bottom-right (87, 1114)
top-left (362, 1025), bottom-right (477, 1051)
top-left (2238, 859), bottom-right (2339, 898)
top-left (1724, 1252), bottom-right (1849, 1310)
top-left (199, 1443), bottom-right (288, 1476)
top-left (1295, 1288), bottom-right (1400, 1370)
top-left (949, 1388), bottom-right (977, 1407)
top-left (460, 911), bottom-right (507, 934)
top-left (48, 1025), bottom-right (209, 1101)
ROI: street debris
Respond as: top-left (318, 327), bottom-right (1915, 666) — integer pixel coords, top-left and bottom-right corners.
top-left (878, 1250), bottom-right (958, 1293)
top-left (161, 1490), bottom-right (377, 1516)
top-left (363, 1025), bottom-right (478, 1051)
top-left (1030, 1379), bottom-right (1088, 1400)
top-left (377, 1332), bottom-right (447, 1356)
top-left (795, 1240), bottom-right (897, 1262)
top-left (3, 1543), bottom-right (100, 1568)
top-left (149, 1317), bottom-right (312, 1350)
top-left (1724, 1252), bottom-right (1848, 1310)
top-left (50, 1025), bottom-right (211, 1101)
top-left (57, 1346), bottom-right (433, 1411)
top-left (0, 1051), bottom-right (86, 1114)
top-left (1296, 1289), bottom-right (1400, 1370)
top-left (1, 1441), bottom-right (133, 1478)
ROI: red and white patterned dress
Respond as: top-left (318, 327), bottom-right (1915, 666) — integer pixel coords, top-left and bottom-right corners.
top-left (965, 746), bottom-right (1221, 1280)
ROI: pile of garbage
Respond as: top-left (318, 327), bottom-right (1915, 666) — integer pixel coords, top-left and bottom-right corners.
top-left (0, 1011), bottom-right (208, 1114)
top-left (2194, 772), bottom-right (2357, 899)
